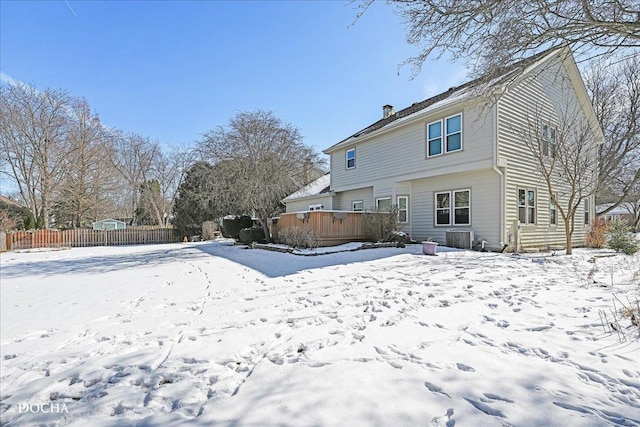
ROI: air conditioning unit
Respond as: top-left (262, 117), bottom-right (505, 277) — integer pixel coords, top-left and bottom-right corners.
top-left (446, 230), bottom-right (474, 249)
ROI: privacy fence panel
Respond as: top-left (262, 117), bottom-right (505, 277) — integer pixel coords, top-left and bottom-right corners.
top-left (2, 228), bottom-right (177, 251)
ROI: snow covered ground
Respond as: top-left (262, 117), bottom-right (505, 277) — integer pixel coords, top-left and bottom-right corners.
top-left (1, 241), bottom-right (638, 426)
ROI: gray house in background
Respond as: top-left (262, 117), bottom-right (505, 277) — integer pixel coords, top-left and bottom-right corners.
top-left (92, 218), bottom-right (127, 231)
top-left (284, 47), bottom-right (603, 251)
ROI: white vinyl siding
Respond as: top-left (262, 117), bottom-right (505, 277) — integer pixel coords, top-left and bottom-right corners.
top-left (497, 54), bottom-right (598, 249)
top-left (411, 169), bottom-right (501, 244)
top-left (334, 188), bottom-right (374, 211)
top-left (329, 106), bottom-right (492, 193)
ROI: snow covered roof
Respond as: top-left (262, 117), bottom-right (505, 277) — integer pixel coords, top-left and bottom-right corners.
top-left (597, 202), bottom-right (638, 216)
top-left (324, 47), bottom-right (565, 154)
top-left (282, 173), bottom-right (331, 202)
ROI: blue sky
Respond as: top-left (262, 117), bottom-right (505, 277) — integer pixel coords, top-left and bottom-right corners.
top-left (0, 0), bottom-right (466, 157)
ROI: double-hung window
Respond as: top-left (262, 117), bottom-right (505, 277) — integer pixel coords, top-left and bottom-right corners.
top-left (542, 124), bottom-right (557, 158)
top-left (427, 113), bottom-right (462, 157)
top-left (518, 189), bottom-right (536, 224)
top-left (376, 197), bottom-right (392, 212)
top-left (435, 189), bottom-right (470, 226)
top-left (346, 148), bottom-right (356, 169)
top-left (584, 199), bottom-right (590, 225)
top-left (397, 196), bottom-right (408, 223)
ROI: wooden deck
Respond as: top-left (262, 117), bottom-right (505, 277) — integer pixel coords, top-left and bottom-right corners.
top-left (273, 211), bottom-right (368, 246)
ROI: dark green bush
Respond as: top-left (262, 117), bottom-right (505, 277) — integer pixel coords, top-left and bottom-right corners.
top-left (239, 226), bottom-right (265, 245)
top-left (222, 215), bottom-right (253, 239)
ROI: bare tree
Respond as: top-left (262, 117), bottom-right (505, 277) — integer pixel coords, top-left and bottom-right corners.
top-left (519, 104), bottom-right (600, 255)
top-left (355, 0), bottom-right (640, 77)
top-left (0, 82), bottom-right (73, 228)
top-left (55, 98), bottom-right (117, 227)
top-left (108, 132), bottom-right (160, 224)
top-left (138, 148), bottom-right (190, 226)
top-left (197, 110), bottom-right (323, 241)
top-left (584, 54), bottom-right (640, 213)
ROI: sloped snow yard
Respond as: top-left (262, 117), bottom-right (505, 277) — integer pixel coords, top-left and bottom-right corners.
top-left (1, 240), bottom-right (638, 426)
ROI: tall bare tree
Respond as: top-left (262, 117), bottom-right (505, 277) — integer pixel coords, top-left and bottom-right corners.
top-left (198, 110), bottom-right (323, 241)
top-left (0, 82), bottom-right (73, 228)
top-left (355, 0), bottom-right (639, 77)
top-left (108, 132), bottom-right (160, 224)
top-left (138, 148), bottom-right (190, 226)
top-left (519, 104), bottom-right (600, 255)
top-left (55, 98), bottom-right (117, 227)
top-left (584, 54), bottom-right (640, 213)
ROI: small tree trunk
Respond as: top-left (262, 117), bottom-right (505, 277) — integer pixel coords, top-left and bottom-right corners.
top-left (564, 221), bottom-right (573, 255)
top-left (260, 216), bottom-right (271, 243)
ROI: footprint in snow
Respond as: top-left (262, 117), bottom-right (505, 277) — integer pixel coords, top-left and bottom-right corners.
top-left (456, 363), bottom-right (475, 372)
top-left (464, 397), bottom-right (505, 418)
top-left (424, 382), bottom-right (451, 398)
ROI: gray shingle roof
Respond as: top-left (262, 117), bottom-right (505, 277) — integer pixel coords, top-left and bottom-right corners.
top-left (324, 47), bottom-right (564, 153)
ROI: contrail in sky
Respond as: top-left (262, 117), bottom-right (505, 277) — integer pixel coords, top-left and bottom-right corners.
top-left (65, 0), bottom-right (77, 17)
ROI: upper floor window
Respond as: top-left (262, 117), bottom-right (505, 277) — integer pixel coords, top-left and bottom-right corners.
top-left (346, 148), bottom-right (356, 169)
top-left (519, 188), bottom-right (536, 224)
top-left (435, 189), bottom-right (470, 226)
top-left (542, 124), bottom-right (557, 158)
top-left (427, 113), bottom-right (462, 157)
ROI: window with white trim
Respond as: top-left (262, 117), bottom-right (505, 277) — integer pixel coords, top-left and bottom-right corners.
top-left (346, 148), bottom-right (356, 169)
top-left (518, 188), bottom-right (536, 224)
top-left (435, 189), bottom-right (470, 226)
top-left (352, 200), bottom-right (363, 212)
top-left (584, 198), bottom-right (590, 225)
top-left (397, 196), bottom-right (408, 223)
top-left (542, 123), bottom-right (557, 158)
top-left (376, 197), bottom-right (392, 212)
top-left (427, 113), bottom-right (462, 157)
top-left (550, 197), bottom-right (557, 226)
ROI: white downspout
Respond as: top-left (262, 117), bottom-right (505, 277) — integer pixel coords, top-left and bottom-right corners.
top-left (492, 102), bottom-right (506, 246)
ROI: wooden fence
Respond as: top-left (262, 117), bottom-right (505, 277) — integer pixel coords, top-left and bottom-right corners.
top-left (273, 211), bottom-right (368, 246)
top-left (1, 228), bottom-right (178, 251)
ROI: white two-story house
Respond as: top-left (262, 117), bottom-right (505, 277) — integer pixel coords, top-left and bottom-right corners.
top-left (284, 47), bottom-right (604, 251)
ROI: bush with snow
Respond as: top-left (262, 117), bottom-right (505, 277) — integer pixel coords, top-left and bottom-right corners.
top-left (606, 219), bottom-right (638, 255)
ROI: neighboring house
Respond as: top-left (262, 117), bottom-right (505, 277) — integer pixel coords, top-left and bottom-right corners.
top-left (92, 218), bottom-right (127, 231)
top-left (284, 47), bottom-right (603, 251)
top-left (598, 202), bottom-right (639, 229)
